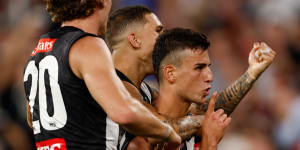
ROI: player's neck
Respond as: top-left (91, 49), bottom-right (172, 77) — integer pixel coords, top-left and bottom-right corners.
top-left (113, 49), bottom-right (148, 88)
top-left (154, 86), bottom-right (190, 119)
top-left (61, 11), bottom-right (102, 36)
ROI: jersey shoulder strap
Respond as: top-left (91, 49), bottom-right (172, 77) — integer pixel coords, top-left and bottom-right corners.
top-left (116, 69), bottom-right (135, 85)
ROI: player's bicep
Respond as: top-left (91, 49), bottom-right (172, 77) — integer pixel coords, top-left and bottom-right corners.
top-left (69, 37), bottom-right (132, 122)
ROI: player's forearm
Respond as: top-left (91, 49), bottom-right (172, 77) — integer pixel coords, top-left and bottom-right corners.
top-left (200, 136), bottom-right (217, 150)
top-left (166, 115), bottom-right (204, 140)
top-left (129, 97), bottom-right (199, 142)
top-left (189, 70), bottom-right (256, 116)
top-left (121, 99), bottom-right (172, 140)
top-left (136, 103), bottom-right (201, 143)
top-left (214, 70), bottom-right (256, 115)
top-left (140, 100), bottom-right (203, 140)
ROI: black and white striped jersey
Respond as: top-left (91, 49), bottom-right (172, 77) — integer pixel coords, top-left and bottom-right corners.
top-left (115, 70), bottom-right (153, 150)
top-left (180, 136), bottom-right (202, 150)
top-left (115, 70), bottom-right (202, 150)
top-left (24, 26), bottom-right (119, 150)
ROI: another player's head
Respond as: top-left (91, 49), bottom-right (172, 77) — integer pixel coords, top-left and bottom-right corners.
top-left (153, 28), bottom-right (213, 104)
top-left (45, 0), bottom-right (112, 35)
top-left (106, 5), bottom-right (163, 73)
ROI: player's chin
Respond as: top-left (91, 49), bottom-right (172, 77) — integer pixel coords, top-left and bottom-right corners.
top-left (195, 96), bottom-right (206, 104)
top-left (201, 96), bottom-right (207, 103)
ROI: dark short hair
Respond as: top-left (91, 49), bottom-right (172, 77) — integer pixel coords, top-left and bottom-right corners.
top-left (45, 0), bottom-right (103, 23)
top-left (153, 28), bottom-right (210, 81)
top-left (105, 5), bottom-right (153, 50)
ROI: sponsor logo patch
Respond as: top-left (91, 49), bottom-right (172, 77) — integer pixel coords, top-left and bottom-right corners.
top-left (36, 138), bottom-right (67, 150)
top-left (31, 38), bottom-right (57, 56)
top-left (194, 142), bottom-right (201, 150)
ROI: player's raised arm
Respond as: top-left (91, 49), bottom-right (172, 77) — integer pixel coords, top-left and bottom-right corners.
top-left (189, 42), bottom-right (276, 116)
top-left (69, 36), bottom-right (180, 144)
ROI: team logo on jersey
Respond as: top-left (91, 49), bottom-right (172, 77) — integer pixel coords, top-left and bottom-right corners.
top-left (31, 38), bottom-right (57, 56)
top-left (36, 138), bottom-right (67, 150)
top-left (194, 142), bottom-right (201, 150)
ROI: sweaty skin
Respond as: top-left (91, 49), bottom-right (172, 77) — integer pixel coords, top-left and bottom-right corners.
top-left (26, 1), bottom-right (181, 146)
top-left (127, 42), bottom-right (276, 150)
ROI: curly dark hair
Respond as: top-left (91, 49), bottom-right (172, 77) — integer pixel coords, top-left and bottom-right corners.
top-left (45, 0), bottom-right (103, 23)
top-left (153, 28), bottom-right (210, 81)
top-left (105, 5), bottom-right (152, 50)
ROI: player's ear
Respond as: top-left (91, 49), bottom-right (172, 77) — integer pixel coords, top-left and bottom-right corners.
top-left (163, 65), bottom-right (176, 84)
top-left (128, 33), bottom-right (141, 49)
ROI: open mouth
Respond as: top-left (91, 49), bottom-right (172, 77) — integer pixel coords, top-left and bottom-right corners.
top-left (204, 87), bottom-right (211, 96)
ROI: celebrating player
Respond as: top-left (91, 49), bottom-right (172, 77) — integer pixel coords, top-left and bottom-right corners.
top-left (24, 1), bottom-right (180, 149)
top-left (151, 29), bottom-right (275, 149)
top-left (105, 6), bottom-right (276, 150)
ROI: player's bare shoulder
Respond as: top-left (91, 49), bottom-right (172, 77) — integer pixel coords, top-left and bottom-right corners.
top-left (69, 36), bottom-right (112, 79)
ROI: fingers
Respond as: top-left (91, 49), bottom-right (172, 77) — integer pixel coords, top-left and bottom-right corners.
top-left (219, 114), bottom-right (227, 122)
top-left (261, 42), bottom-right (269, 50)
top-left (218, 114), bottom-right (231, 128)
top-left (261, 42), bottom-right (276, 56)
top-left (206, 92), bottom-right (218, 115)
top-left (254, 42), bottom-right (260, 48)
top-left (251, 42), bottom-right (261, 57)
top-left (223, 117), bottom-right (231, 127)
top-left (214, 109), bottom-right (224, 118)
top-left (253, 42), bottom-right (276, 62)
top-left (257, 48), bottom-right (276, 63)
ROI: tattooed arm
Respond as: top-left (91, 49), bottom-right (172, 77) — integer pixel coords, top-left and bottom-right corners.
top-left (189, 42), bottom-right (276, 116)
top-left (123, 81), bottom-right (204, 141)
top-left (189, 71), bottom-right (256, 116)
top-left (165, 115), bottom-right (204, 140)
top-left (126, 115), bottom-right (204, 150)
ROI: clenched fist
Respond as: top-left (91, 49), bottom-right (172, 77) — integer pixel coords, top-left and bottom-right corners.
top-left (247, 42), bottom-right (276, 79)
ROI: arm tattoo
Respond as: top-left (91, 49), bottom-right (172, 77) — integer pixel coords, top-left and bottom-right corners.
top-left (191, 71), bottom-right (256, 116)
top-left (166, 115), bottom-right (203, 140)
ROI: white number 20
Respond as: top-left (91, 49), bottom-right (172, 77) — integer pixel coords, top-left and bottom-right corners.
top-left (24, 56), bottom-right (67, 134)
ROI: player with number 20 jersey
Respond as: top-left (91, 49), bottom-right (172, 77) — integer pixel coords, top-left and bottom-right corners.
top-left (24, 26), bottom-right (113, 150)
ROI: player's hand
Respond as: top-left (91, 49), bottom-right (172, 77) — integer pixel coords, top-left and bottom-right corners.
top-left (201, 92), bottom-right (231, 146)
top-left (247, 42), bottom-right (276, 79)
top-left (164, 126), bottom-right (181, 149)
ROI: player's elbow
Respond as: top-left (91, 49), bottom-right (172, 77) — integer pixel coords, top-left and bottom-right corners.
top-left (109, 104), bottom-right (139, 125)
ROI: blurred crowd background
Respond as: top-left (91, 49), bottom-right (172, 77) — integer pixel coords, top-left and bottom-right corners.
top-left (0, 0), bottom-right (299, 150)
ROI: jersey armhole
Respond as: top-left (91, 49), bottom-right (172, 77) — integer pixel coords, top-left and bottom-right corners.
top-left (65, 33), bottom-right (98, 83)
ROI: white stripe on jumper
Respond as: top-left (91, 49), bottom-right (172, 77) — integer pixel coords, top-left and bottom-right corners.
top-left (106, 117), bottom-right (119, 150)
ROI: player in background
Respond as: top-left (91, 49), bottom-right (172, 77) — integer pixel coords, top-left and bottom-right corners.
top-left (106, 6), bottom-right (205, 149)
top-left (24, 1), bottom-right (180, 149)
top-left (105, 6), bottom-right (276, 150)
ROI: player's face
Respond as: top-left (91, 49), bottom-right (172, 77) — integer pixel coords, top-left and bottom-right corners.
top-left (139, 13), bottom-right (163, 73)
top-left (175, 49), bottom-right (213, 104)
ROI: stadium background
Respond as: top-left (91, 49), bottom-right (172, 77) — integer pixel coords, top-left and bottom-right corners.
top-left (0, 0), bottom-right (299, 149)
